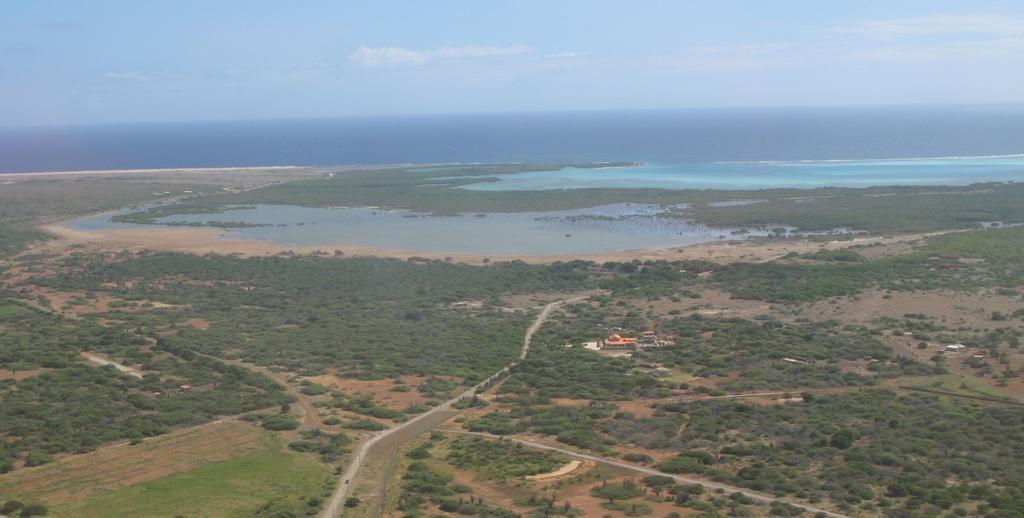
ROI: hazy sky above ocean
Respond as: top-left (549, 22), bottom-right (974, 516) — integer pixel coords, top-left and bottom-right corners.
top-left (2, 107), bottom-right (1024, 173)
top-left (3, 1), bottom-right (1024, 126)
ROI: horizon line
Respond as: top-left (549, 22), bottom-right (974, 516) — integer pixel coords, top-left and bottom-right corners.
top-left (5, 101), bottom-right (1024, 131)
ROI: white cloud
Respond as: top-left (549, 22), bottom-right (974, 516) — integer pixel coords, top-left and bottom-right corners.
top-left (349, 46), bottom-right (426, 66)
top-left (349, 45), bottom-right (533, 66)
top-left (105, 71), bottom-right (150, 82)
top-left (679, 43), bottom-right (796, 70)
top-left (691, 43), bottom-right (792, 55)
top-left (544, 51), bottom-right (589, 59)
top-left (842, 37), bottom-right (1024, 62)
top-left (834, 13), bottom-right (1024, 40)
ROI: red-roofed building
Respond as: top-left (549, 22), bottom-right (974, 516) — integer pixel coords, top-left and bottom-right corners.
top-left (602, 333), bottom-right (638, 348)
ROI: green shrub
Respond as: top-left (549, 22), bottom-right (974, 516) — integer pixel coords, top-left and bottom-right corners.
top-left (261, 415), bottom-right (300, 431)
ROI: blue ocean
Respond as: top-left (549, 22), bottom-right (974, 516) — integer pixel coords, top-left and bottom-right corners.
top-left (46, 104), bottom-right (1024, 255)
top-left (3, 106), bottom-right (1024, 187)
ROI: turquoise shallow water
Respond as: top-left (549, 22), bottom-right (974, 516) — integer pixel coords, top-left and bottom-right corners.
top-left (457, 156), bottom-right (1024, 191)
top-left (66, 156), bottom-right (1024, 255)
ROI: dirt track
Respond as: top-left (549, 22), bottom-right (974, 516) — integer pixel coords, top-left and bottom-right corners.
top-left (220, 358), bottom-right (322, 429)
top-left (320, 296), bottom-right (588, 518)
top-left (447, 430), bottom-right (850, 518)
top-left (82, 353), bottom-right (144, 380)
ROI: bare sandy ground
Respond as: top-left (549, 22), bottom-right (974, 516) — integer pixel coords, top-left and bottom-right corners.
top-left (38, 221), bottom-right (938, 265)
top-left (525, 459), bottom-right (584, 480)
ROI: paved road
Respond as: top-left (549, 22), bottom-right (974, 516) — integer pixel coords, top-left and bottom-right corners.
top-left (320, 295), bottom-right (588, 518)
top-left (448, 430), bottom-right (849, 518)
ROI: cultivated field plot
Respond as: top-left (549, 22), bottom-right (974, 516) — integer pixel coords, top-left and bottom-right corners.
top-left (0, 421), bottom-right (333, 517)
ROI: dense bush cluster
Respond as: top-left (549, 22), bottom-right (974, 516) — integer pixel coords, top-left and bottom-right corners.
top-left (397, 438), bottom-right (517, 518)
top-left (446, 437), bottom-right (564, 480)
top-left (0, 300), bottom-right (290, 472)
top-left (648, 316), bottom-right (936, 390)
top-left (500, 346), bottom-right (661, 400)
top-left (467, 403), bottom-right (618, 452)
top-left (28, 253), bottom-right (598, 380)
top-left (534, 304), bottom-right (935, 391)
top-left (656, 391), bottom-right (1024, 516)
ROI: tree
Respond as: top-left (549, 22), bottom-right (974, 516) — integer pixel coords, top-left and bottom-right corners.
top-left (20, 503), bottom-right (49, 517)
top-left (829, 429), bottom-right (855, 449)
top-left (2, 501), bottom-right (24, 514)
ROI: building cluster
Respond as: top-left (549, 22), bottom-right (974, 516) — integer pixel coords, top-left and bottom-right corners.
top-left (585, 329), bottom-right (675, 351)
top-left (933, 343), bottom-right (985, 360)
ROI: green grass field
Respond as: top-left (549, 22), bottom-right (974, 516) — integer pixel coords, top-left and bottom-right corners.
top-left (915, 375), bottom-right (1014, 402)
top-left (56, 449), bottom-right (331, 517)
top-left (0, 421), bottom-right (334, 518)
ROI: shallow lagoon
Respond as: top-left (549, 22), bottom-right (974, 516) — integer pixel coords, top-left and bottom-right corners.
top-left (70, 203), bottom-right (783, 256)
top-left (66, 155), bottom-right (1024, 255)
top-left (456, 156), bottom-right (1024, 191)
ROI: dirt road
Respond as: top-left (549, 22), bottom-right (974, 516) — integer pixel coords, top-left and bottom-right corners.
top-left (82, 353), bottom-right (144, 379)
top-left (320, 295), bottom-right (589, 518)
top-left (448, 430), bottom-right (849, 518)
top-left (220, 358), bottom-right (321, 429)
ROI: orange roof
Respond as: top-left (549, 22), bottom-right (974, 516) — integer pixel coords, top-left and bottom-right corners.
top-left (605, 334), bottom-right (637, 346)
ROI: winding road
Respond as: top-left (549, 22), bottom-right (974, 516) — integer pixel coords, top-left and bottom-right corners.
top-left (320, 295), bottom-right (587, 518)
top-left (321, 292), bottom-right (847, 518)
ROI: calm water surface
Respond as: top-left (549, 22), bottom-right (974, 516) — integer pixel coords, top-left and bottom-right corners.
top-left (456, 156), bottom-right (1024, 191)
top-left (70, 203), bottom-right (791, 256)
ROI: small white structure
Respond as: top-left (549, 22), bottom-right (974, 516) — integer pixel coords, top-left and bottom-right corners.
top-left (946, 344), bottom-right (968, 354)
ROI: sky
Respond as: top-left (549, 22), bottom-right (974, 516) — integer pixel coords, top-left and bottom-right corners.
top-left (3, 1), bottom-right (1024, 127)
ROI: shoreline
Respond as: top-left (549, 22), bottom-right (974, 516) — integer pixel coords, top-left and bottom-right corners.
top-left (0, 160), bottom-right (640, 178)
top-left (0, 165), bottom-right (310, 179)
top-left (38, 220), bottom-right (927, 265)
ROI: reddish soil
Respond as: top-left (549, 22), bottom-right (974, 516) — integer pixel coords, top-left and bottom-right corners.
top-left (0, 368), bottom-right (50, 380)
top-left (309, 373), bottom-right (438, 411)
top-left (183, 318), bottom-right (211, 330)
top-left (800, 289), bottom-right (1023, 331)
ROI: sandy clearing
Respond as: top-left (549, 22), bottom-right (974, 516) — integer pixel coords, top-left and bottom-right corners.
top-left (0, 368), bottom-right (51, 381)
top-left (309, 374), bottom-right (437, 411)
top-left (801, 288), bottom-right (1023, 331)
top-left (183, 318), bottom-right (211, 330)
top-left (36, 218), bottom-right (950, 265)
top-left (82, 353), bottom-right (144, 379)
top-left (526, 459), bottom-right (583, 480)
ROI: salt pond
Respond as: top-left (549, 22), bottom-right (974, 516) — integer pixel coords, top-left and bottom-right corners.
top-left (69, 203), bottom-right (789, 256)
